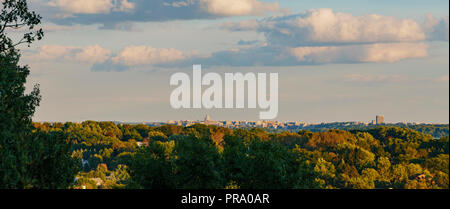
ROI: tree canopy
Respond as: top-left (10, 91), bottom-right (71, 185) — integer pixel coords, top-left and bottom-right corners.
top-left (1, 0), bottom-right (77, 189)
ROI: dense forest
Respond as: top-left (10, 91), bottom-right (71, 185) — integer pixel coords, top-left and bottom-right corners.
top-left (281, 123), bottom-right (449, 139)
top-left (32, 122), bottom-right (450, 189)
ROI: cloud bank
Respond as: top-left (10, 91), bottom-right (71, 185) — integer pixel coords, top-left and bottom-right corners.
top-left (221, 8), bottom-right (428, 46)
top-left (32, 45), bottom-right (111, 64)
top-left (176, 42), bottom-right (428, 67)
top-left (33, 0), bottom-right (283, 27)
top-left (111, 46), bottom-right (186, 66)
top-left (26, 8), bottom-right (447, 70)
top-left (289, 43), bottom-right (428, 63)
top-left (198, 0), bottom-right (282, 16)
top-left (28, 44), bottom-right (193, 71)
top-left (183, 9), bottom-right (434, 67)
top-left (47, 0), bottom-right (135, 14)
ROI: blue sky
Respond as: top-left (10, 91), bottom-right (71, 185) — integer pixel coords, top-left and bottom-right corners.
top-left (17, 0), bottom-right (449, 123)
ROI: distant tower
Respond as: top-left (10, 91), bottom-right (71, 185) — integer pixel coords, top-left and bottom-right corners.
top-left (376, 115), bottom-right (385, 124)
top-left (204, 114), bottom-right (214, 125)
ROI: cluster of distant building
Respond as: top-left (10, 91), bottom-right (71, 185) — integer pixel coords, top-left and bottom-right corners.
top-left (163, 114), bottom-right (308, 129)
top-left (374, 115), bottom-right (385, 125)
top-left (139, 114), bottom-right (395, 130)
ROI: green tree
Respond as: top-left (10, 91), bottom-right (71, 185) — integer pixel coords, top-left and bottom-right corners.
top-left (147, 130), bottom-right (168, 141)
top-left (1, 0), bottom-right (77, 189)
top-left (376, 157), bottom-right (392, 188)
top-left (0, 49), bottom-right (40, 188)
top-left (314, 158), bottom-right (337, 188)
top-left (127, 141), bottom-right (175, 189)
top-left (173, 135), bottom-right (225, 189)
top-left (1, 0), bottom-right (43, 53)
top-left (224, 136), bottom-right (318, 189)
top-left (27, 131), bottom-right (79, 189)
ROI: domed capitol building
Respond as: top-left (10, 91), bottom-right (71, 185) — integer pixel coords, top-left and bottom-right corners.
top-left (203, 114), bottom-right (219, 126)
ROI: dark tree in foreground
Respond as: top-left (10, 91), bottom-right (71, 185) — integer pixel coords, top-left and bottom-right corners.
top-left (27, 131), bottom-right (79, 189)
top-left (0, 50), bottom-right (41, 188)
top-left (0, 0), bottom-right (77, 189)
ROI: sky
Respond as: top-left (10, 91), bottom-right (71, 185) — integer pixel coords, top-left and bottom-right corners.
top-left (12, 0), bottom-right (449, 123)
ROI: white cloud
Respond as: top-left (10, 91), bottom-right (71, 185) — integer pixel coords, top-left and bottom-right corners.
top-left (28, 42), bottom-right (429, 70)
top-left (199, 0), bottom-right (282, 16)
top-left (40, 0), bottom-right (282, 26)
top-left (204, 9), bottom-right (432, 67)
top-left (111, 46), bottom-right (186, 66)
top-left (35, 45), bottom-right (77, 60)
top-left (25, 7), bottom-right (433, 70)
top-left (223, 8), bottom-right (426, 46)
top-left (33, 45), bottom-right (186, 66)
top-left (29, 45), bottom-right (193, 71)
top-left (289, 43), bottom-right (428, 63)
top-left (74, 45), bottom-right (112, 63)
top-left (161, 0), bottom-right (283, 16)
top-left (116, 0), bottom-right (135, 12)
top-left (168, 42), bottom-right (428, 67)
top-left (361, 43), bottom-right (428, 63)
top-left (33, 45), bottom-right (111, 64)
top-left (47, 0), bottom-right (134, 14)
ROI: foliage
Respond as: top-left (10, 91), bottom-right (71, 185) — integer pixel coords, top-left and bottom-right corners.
top-left (1, 1), bottom-right (78, 189)
top-left (32, 120), bottom-right (449, 189)
top-left (1, 0), bottom-right (43, 54)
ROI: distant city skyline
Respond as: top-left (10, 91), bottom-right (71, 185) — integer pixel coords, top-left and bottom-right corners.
top-left (107, 114), bottom-right (448, 137)
top-left (36, 114), bottom-right (448, 125)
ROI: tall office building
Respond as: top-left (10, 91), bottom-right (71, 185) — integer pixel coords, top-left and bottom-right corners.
top-left (376, 115), bottom-right (385, 124)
